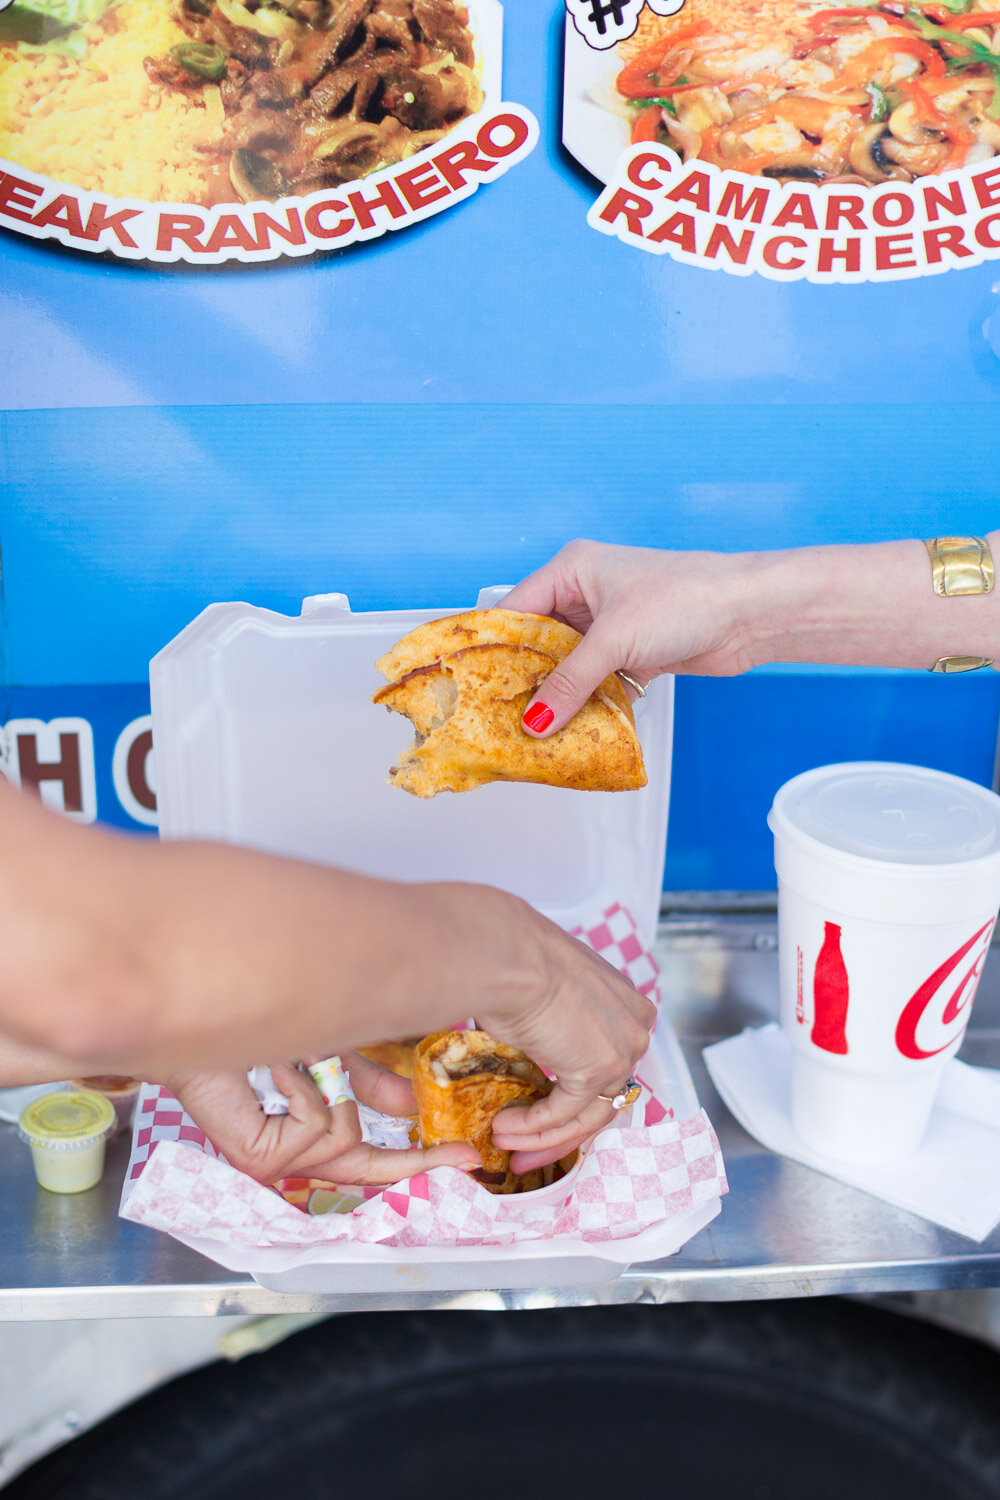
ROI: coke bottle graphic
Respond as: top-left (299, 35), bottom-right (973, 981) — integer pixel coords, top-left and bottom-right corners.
top-left (811, 921), bottom-right (849, 1055)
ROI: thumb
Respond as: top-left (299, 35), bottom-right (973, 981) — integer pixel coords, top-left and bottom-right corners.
top-left (521, 626), bottom-right (619, 737)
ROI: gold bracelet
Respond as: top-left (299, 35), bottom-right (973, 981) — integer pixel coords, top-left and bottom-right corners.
top-left (930, 655), bottom-right (994, 674)
top-left (924, 536), bottom-right (996, 672)
top-left (925, 536), bottom-right (995, 597)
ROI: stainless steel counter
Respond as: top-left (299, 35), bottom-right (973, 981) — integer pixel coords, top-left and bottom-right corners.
top-left (4, 909), bottom-right (1000, 1320)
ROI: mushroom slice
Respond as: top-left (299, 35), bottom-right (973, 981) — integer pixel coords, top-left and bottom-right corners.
top-left (310, 118), bottom-right (385, 177)
top-left (848, 121), bottom-right (898, 182)
top-left (229, 147), bottom-right (290, 201)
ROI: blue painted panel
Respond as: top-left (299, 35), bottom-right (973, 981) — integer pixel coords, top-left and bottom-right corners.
top-left (0, 683), bottom-right (153, 833)
top-left (3, 401), bottom-right (999, 684)
top-left (668, 672), bottom-right (1000, 891)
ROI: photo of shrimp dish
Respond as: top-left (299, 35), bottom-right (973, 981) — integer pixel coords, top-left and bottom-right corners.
top-left (605, 0), bottom-right (1000, 183)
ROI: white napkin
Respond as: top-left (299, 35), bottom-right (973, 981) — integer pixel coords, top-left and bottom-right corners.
top-left (703, 1023), bottom-right (1000, 1242)
top-left (246, 1064), bottom-right (412, 1149)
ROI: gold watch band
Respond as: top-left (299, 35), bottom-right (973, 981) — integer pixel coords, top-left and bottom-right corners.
top-left (930, 655), bottom-right (994, 674)
top-left (925, 536), bottom-right (995, 597)
top-left (924, 536), bottom-right (996, 673)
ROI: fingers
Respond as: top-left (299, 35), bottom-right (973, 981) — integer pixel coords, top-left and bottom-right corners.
top-left (319, 1139), bottom-right (480, 1186)
top-left (493, 1095), bottom-right (614, 1154)
top-left (342, 1049), bottom-right (416, 1118)
top-left (509, 1129), bottom-right (600, 1175)
top-left (269, 1061), bottom-right (331, 1125)
top-left (520, 625), bottom-right (621, 738)
top-left (498, 561), bottom-right (566, 620)
top-left (184, 1066), bottom-right (364, 1184)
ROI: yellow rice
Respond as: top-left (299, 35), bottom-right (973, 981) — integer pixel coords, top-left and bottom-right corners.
top-left (0, 0), bottom-right (224, 203)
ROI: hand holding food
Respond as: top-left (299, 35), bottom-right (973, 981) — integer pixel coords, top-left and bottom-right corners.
top-left (169, 1051), bottom-right (480, 1186)
top-left (372, 607), bottom-right (646, 795)
top-left (504, 535), bottom-right (1000, 737)
top-left (503, 540), bottom-right (762, 736)
top-left (412, 1028), bottom-right (558, 1193)
top-left (439, 885), bottom-right (655, 1162)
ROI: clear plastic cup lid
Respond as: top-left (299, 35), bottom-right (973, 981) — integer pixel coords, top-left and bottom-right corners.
top-left (17, 1089), bottom-right (116, 1151)
top-left (775, 763), bottom-right (1000, 865)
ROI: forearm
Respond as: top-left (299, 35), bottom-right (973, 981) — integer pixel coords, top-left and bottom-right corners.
top-left (127, 848), bottom-right (532, 1075)
top-left (0, 1033), bottom-right (86, 1089)
top-left (738, 534), bottom-right (1000, 671)
top-left (0, 780), bottom-right (532, 1075)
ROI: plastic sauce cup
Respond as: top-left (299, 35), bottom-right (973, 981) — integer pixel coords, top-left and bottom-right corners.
top-left (17, 1089), bottom-right (117, 1193)
top-left (69, 1075), bottom-right (141, 1137)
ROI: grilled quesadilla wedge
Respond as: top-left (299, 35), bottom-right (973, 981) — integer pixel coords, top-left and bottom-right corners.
top-left (373, 609), bottom-right (646, 797)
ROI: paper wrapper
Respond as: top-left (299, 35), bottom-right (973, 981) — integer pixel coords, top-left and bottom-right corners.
top-left (120, 905), bottom-right (726, 1259)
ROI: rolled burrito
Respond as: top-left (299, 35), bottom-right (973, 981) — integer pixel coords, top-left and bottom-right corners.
top-left (412, 1029), bottom-right (553, 1194)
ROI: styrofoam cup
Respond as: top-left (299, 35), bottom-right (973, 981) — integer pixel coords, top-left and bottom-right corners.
top-left (769, 762), bottom-right (1000, 1164)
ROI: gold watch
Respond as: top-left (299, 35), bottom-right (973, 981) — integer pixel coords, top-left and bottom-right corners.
top-left (925, 536), bottom-right (995, 673)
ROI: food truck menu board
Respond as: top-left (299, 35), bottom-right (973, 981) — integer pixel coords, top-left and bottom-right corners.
top-left (2, 0), bottom-right (999, 889)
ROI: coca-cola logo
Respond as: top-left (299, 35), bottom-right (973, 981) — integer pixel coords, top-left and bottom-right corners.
top-left (894, 920), bottom-right (995, 1061)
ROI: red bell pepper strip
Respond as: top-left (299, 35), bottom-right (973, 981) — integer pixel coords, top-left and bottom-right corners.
top-left (938, 9), bottom-right (1000, 24)
top-left (615, 24), bottom-right (710, 98)
top-left (630, 107), bottom-right (664, 141)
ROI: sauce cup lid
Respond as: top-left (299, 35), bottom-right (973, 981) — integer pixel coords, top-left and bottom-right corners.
top-left (17, 1089), bottom-right (117, 1151)
top-left (73, 1075), bottom-right (141, 1096)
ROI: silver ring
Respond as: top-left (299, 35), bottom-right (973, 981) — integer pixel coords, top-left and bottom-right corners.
top-left (597, 1076), bottom-right (642, 1111)
top-left (616, 671), bottom-right (647, 699)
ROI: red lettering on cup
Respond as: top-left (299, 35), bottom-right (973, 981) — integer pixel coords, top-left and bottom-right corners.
top-left (811, 921), bottom-right (849, 1054)
top-left (894, 919), bottom-right (994, 1060)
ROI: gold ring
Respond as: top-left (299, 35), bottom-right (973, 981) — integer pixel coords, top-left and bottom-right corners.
top-left (616, 671), bottom-right (647, 699)
top-left (597, 1076), bottom-right (643, 1111)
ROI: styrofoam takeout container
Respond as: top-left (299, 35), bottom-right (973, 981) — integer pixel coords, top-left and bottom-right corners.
top-left (137, 1017), bottom-right (720, 1293)
top-left (146, 587), bottom-right (707, 1289)
top-left (150, 586), bottom-right (673, 950)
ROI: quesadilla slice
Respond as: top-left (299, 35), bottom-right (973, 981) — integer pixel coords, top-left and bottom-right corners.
top-left (372, 609), bottom-right (646, 798)
top-left (412, 1029), bottom-right (552, 1194)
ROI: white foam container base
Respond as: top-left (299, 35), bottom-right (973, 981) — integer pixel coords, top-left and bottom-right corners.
top-left (164, 1014), bottom-right (717, 1293)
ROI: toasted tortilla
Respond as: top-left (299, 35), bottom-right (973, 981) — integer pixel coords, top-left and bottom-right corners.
top-left (412, 1029), bottom-right (552, 1195)
top-left (356, 1038), bottom-right (420, 1078)
top-left (375, 609), bottom-right (601, 686)
top-left (372, 609), bottom-right (646, 797)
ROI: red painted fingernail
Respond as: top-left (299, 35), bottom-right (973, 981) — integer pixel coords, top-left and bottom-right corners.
top-left (523, 701), bottom-right (554, 733)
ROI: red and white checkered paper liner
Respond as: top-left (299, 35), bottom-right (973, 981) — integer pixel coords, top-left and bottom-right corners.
top-left (120, 905), bottom-right (726, 1252)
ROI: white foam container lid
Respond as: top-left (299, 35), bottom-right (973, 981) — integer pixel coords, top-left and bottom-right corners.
top-left (147, 589), bottom-right (711, 1289)
top-left (150, 586), bottom-right (674, 950)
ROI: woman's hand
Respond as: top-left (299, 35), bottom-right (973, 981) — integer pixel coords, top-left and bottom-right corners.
top-left (168, 1051), bottom-right (480, 1187)
top-left (502, 539), bottom-right (769, 736)
top-left (504, 534), bottom-right (1000, 737)
top-left (455, 887), bottom-right (655, 1165)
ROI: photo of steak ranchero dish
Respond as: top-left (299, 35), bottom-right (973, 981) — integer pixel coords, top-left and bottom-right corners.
top-left (0, 0), bottom-right (484, 205)
top-left (579, 0), bottom-right (1000, 183)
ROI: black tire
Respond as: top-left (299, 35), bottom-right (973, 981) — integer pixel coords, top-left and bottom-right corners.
top-left (9, 1299), bottom-right (1000, 1500)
